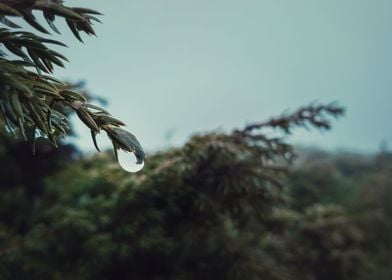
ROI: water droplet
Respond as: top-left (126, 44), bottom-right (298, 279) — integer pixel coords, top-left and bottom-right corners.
top-left (117, 150), bottom-right (144, 173)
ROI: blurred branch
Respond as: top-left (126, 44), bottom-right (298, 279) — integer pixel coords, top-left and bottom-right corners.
top-left (239, 103), bottom-right (345, 136)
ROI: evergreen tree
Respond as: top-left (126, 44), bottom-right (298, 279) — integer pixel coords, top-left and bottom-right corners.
top-left (0, 0), bottom-right (144, 165)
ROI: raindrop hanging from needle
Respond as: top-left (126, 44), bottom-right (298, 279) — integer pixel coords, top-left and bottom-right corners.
top-left (117, 149), bottom-right (144, 172)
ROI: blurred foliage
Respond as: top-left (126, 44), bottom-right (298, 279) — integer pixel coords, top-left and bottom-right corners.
top-left (0, 102), bottom-right (391, 280)
top-left (0, 2), bottom-right (390, 280)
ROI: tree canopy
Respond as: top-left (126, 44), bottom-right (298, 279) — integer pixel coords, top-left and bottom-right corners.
top-left (1, 2), bottom-right (390, 280)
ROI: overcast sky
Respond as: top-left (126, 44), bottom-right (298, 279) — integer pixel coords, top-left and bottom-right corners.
top-left (51, 0), bottom-right (392, 153)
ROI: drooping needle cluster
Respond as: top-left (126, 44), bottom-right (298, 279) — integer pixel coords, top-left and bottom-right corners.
top-left (0, 0), bottom-right (145, 168)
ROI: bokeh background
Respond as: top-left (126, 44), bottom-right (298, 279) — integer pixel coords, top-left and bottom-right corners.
top-left (53, 0), bottom-right (392, 153)
top-left (1, 1), bottom-right (392, 280)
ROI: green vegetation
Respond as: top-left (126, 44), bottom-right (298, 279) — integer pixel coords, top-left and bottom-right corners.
top-left (0, 1), bottom-right (390, 279)
top-left (0, 109), bottom-right (391, 279)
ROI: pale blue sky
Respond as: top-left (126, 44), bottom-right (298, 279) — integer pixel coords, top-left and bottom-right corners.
top-left (52, 0), bottom-right (391, 152)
